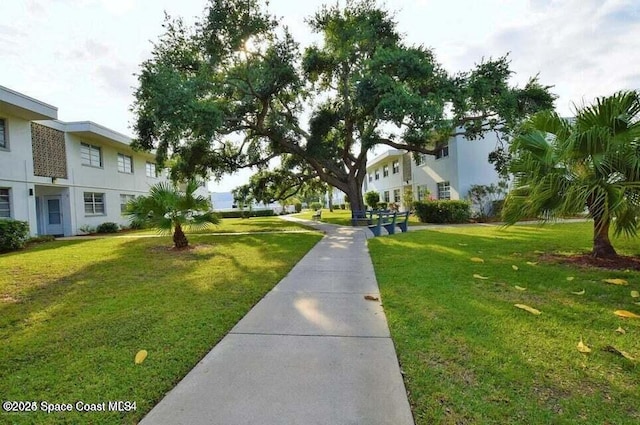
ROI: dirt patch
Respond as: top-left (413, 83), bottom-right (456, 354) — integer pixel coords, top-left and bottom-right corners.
top-left (540, 254), bottom-right (640, 271)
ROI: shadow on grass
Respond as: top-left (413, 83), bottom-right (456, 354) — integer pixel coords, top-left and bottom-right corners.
top-left (369, 223), bottom-right (640, 424)
top-left (0, 232), bottom-right (321, 424)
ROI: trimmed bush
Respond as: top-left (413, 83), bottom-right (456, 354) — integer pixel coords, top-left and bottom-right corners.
top-left (339, 203), bottom-right (346, 210)
top-left (365, 191), bottom-right (380, 209)
top-left (294, 202), bottom-right (302, 213)
top-left (310, 202), bottom-right (322, 211)
top-left (217, 209), bottom-right (274, 218)
top-left (413, 200), bottom-right (471, 224)
top-left (96, 222), bottom-right (120, 233)
top-left (0, 219), bottom-right (30, 252)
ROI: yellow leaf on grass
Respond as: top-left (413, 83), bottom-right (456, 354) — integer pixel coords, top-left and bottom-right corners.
top-left (604, 345), bottom-right (636, 361)
top-left (470, 257), bottom-right (484, 263)
top-left (512, 265), bottom-right (519, 271)
top-left (473, 274), bottom-right (489, 280)
top-left (631, 291), bottom-right (640, 298)
top-left (526, 262), bottom-right (538, 266)
top-left (458, 243), bottom-right (468, 246)
top-left (571, 289), bottom-right (585, 295)
top-left (577, 339), bottom-right (591, 353)
top-left (514, 285), bottom-right (527, 291)
top-left (614, 310), bottom-right (640, 319)
top-left (603, 278), bottom-right (628, 285)
top-left (514, 304), bottom-right (541, 315)
top-left (616, 327), bottom-right (626, 334)
top-left (566, 277), bottom-right (575, 281)
top-left (135, 350), bottom-right (148, 365)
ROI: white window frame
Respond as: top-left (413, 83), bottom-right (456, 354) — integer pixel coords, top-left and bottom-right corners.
top-left (435, 144), bottom-right (449, 160)
top-left (382, 164), bottom-right (389, 178)
top-left (117, 153), bottom-right (133, 174)
top-left (0, 118), bottom-right (8, 150)
top-left (81, 143), bottom-right (102, 168)
top-left (84, 192), bottom-right (105, 215)
top-left (120, 194), bottom-right (135, 213)
top-left (145, 162), bottom-right (157, 178)
top-left (383, 191), bottom-right (390, 203)
top-left (0, 188), bottom-right (11, 218)
top-left (392, 160), bottom-right (399, 174)
top-left (374, 169), bottom-right (380, 180)
top-left (437, 181), bottom-right (451, 200)
top-left (393, 189), bottom-right (401, 203)
top-left (368, 173), bottom-right (373, 183)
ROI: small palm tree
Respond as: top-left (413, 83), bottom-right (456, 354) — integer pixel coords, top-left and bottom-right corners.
top-left (125, 180), bottom-right (219, 249)
top-left (503, 91), bottom-right (640, 258)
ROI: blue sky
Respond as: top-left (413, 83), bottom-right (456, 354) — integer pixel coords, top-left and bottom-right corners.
top-left (2, 0), bottom-right (638, 191)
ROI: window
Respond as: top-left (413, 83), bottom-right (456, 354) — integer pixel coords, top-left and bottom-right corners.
top-left (437, 181), bottom-right (451, 200)
top-left (417, 185), bottom-right (430, 201)
top-left (120, 194), bottom-right (135, 213)
top-left (392, 160), bottom-right (399, 174)
top-left (383, 164), bottom-right (389, 178)
top-left (117, 154), bottom-right (133, 174)
top-left (368, 173), bottom-right (373, 183)
top-left (0, 118), bottom-right (7, 149)
top-left (84, 192), bottom-right (105, 215)
top-left (145, 162), bottom-right (157, 178)
top-left (393, 189), bottom-right (401, 203)
top-left (0, 188), bottom-right (10, 217)
top-left (435, 144), bottom-right (449, 159)
top-left (374, 169), bottom-right (380, 180)
top-left (81, 143), bottom-right (102, 167)
top-left (383, 191), bottom-right (390, 203)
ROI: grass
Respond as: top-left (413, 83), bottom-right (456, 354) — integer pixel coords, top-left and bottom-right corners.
top-left (0, 227), bottom-right (322, 424)
top-left (296, 208), bottom-right (422, 226)
top-left (368, 222), bottom-right (640, 424)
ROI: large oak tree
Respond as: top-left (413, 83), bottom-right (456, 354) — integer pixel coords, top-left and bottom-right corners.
top-left (132, 0), bottom-right (554, 211)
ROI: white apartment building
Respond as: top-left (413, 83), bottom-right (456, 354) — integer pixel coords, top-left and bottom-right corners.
top-left (0, 85), bottom-right (168, 236)
top-left (363, 132), bottom-right (503, 209)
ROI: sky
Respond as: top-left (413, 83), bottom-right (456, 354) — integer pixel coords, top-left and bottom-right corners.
top-left (2, 0), bottom-right (639, 191)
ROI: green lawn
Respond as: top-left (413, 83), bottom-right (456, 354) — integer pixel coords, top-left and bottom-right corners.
top-left (0, 226), bottom-right (321, 424)
top-left (368, 222), bottom-right (640, 424)
top-left (296, 208), bottom-right (422, 226)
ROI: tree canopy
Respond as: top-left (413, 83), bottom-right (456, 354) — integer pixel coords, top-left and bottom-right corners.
top-left (502, 90), bottom-right (640, 258)
top-left (132, 0), bottom-right (555, 210)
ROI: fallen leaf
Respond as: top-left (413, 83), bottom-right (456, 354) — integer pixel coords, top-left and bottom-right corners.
top-left (364, 295), bottom-right (379, 301)
top-left (571, 289), bottom-right (585, 295)
top-left (473, 274), bottom-right (489, 280)
top-left (458, 243), bottom-right (468, 246)
top-left (603, 278), bottom-right (628, 286)
top-left (614, 310), bottom-right (640, 319)
top-left (566, 277), bottom-right (575, 281)
top-left (631, 291), bottom-right (639, 298)
top-left (514, 285), bottom-right (527, 291)
top-left (135, 350), bottom-right (148, 365)
top-left (616, 327), bottom-right (626, 334)
top-left (577, 339), bottom-right (591, 353)
top-left (470, 257), bottom-right (484, 263)
top-left (526, 262), bottom-right (538, 266)
top-left (514, 304), bottom-right (541, 315)
top-left (512, 265), bottom-right (519, 271)
top-left (534, 250), bottom-right (544, 254)
top-left (603, 345), bottom-right (636, 361)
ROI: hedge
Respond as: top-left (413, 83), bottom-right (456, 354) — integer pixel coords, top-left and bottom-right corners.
top-left (0, 219), bottom-right (30, 252)
top-left (413, 200), bottom-right (471, 224)
top-left (217, 209), bottom-right (275, 218)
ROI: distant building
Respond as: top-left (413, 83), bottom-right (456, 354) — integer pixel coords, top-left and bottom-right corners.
top-left (0, 85), bottom-right (169, 236)
top-left (363, 132), bottom-right (503, 209)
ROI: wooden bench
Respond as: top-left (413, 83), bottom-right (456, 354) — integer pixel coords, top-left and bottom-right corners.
top-left (351, 210), bottom-right (373, 226)
top-left (368, 212), bottom-right (397, 237)
top-left (395, 211), bottom-right (410, 233)
top-left (312, 210), bottom-right (322, 221)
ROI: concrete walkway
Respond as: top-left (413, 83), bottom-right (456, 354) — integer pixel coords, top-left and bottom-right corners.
top-left (140, 217), bottom-right (414, 425)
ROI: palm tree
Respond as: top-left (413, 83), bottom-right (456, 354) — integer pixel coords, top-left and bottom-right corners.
top-left (124, 180), bottom-right (219, 249)
top-left (503, 91), bottom-right (640, 258)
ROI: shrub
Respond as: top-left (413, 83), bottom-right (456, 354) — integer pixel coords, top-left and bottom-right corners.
top-left (294, 202), bottom-right (302, 213)
top-left (27, 235), bottom-right (55, 245)
top-left (413, 200), bottom-right (471, 224)
top-left (377, 202), bottom-right (388, 210)
top-left (365, 191), bottom-right (380, 209)
top-left (79, 225), bottom-right (96, 234)
top-left (217, 209), bottom-right (274, 218)
top-left (0, 219), bottom-right (30, 252)
top-left (339, 203), bottom-right (346, 210)
top-left (96, 222), bottom-right (120, 233)
top-left (310, 202), bottom-right (323, 211)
